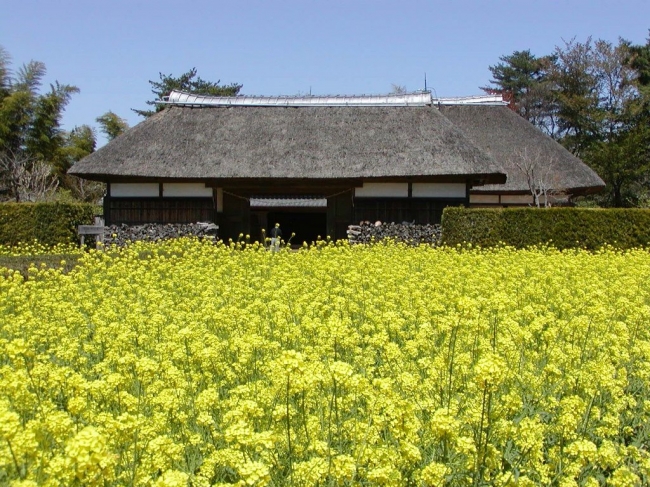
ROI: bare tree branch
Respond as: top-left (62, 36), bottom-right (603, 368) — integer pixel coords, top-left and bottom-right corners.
top-left (0, 149), bottom-right (59, 202)
top-left (511, 147), bottom-right (566, 207)
top-left (64, 174), bottom-right (105, 203)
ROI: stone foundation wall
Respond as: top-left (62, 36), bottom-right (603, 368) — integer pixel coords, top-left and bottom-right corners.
top-left (347, 222), bottom-right (442, 245)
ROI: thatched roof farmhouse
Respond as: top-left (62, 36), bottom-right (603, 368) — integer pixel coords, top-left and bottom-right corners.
top-left (70, 91), bottom-right (604, 242)
top-left (440, 104), bottom-right (605, 206)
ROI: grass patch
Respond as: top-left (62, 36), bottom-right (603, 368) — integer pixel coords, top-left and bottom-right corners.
top-left (0, 254), bottom-right (82, 277)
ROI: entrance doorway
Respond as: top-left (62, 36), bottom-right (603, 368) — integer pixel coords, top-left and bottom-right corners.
top-left (266, 211), bottom-right (327, 245)
top-left (250, 210), bottom-right (327, 246)
top-left (249, 197), bottom-right (328, 246)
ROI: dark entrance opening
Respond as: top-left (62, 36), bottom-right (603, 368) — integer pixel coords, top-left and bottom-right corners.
top-left (265, 211), bottom-right (327, 245)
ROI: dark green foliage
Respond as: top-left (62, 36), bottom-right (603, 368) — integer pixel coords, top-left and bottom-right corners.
top-left (622, 33), bottom-right (650, 206)
top-left (64, 125), bottom-right (96, 159)
top-left (25, 81), bottom-right (79, 170)
top-left (0, 47), bottom-right (80, 199)
top-left (628, 32), bottom-right (650, 94)
top-left (60, 125), bottom-right (103, 202)
top-left (441, 207), bottom-right (650, 250)
top-left (0, 56), bottom-right (78, 160)
top-left (0, 202), bottom-right (97, 246)
top-left (133, 68), bottom-right (242, 118)
top-left (481, 50), bottom-right (556, 133)
top-left (59, 124), bottom-right (96, 178)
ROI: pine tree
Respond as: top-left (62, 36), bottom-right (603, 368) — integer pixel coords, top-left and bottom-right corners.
top-left (133, 68), bottom-right (242, 117)
top-left (482, 50), bottom-right (556, 134)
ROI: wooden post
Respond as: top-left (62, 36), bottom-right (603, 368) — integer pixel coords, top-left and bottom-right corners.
top-left (78, 224), bottom-right (105, 249)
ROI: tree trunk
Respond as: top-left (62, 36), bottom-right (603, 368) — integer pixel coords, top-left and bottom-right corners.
top-left (613, 183), bottom-right (623, 207)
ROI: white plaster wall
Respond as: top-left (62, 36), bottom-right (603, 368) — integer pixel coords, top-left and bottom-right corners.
top-left (500, 194), bottom-right (534, 205)
top-left (163, 183), bottom-right (213, 197)
top-left (412, 183), bottom-right (466, 198)
top-left (110, 183), bottom-right (159, 197)
top-left (355, 182), bottom-right (408, 198)
top-left (469, 194), bottom-right (500, 204)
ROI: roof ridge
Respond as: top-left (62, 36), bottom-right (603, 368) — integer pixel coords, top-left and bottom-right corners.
top-left (160, 90), bottom-right (508, 108)
top-left (434, 95), bottom-right (507, 106)
top-left (163, 90), bottom-right (433, 107)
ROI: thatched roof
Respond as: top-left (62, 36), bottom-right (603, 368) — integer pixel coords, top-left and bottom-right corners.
top-left (69, 105), bottom-right (505, 183)
top-left (440, 105), bottom-right (605, 194)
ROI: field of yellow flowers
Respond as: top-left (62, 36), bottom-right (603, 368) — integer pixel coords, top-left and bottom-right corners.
top-left (1, 239), bottom-right (650, 487)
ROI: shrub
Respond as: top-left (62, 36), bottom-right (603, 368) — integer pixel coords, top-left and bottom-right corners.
top-left (441, 207), bottom-right (650, 249)
top-left (0, 202), bottom-right (98, 246)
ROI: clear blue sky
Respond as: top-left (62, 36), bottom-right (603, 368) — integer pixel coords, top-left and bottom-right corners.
top-left (2, 0), bottom-right (649, 145)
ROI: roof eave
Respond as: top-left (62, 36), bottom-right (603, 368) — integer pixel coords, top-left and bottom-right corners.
top-left (70, 172), bottom-right (508, 186)
top-left (471, 183), bottom-right (606, 195)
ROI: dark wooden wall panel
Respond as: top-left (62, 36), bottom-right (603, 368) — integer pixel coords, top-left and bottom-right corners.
top-left (219, 192), bottom-right (251, 241)
top-left (109, 198), bottom-right (215, 225)
top-left (327, 191), bottom-right (354, 240)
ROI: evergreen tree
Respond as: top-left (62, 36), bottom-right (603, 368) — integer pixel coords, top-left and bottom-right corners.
top-left (63, 125), bottom-right (96, 167)
top-left (622, 34), bottom-right (650, 206)
top-left (0, 47), bottom-right (78, 199)
top-left (61, 125), bottom-right (104, 203)
top-left (96, 111), bottom-right (129, 140)
top-left (133, 68), bottom-right (242, 117)
top-left (553, 38), bottom-right (646, 206)
top-left (26, 81), bottom-right (79, 176)
top-left (629, 33), bottom-right (650, 92)
top-left (482, 50), bottom-right (556, 134)
top-left (484, 37), bottom-right (650, 207)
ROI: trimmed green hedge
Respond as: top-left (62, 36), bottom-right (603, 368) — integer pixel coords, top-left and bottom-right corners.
top-left (441, 207), bottom-right (650, 250)
top-left (0, 202), bottom-right (99, 246)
